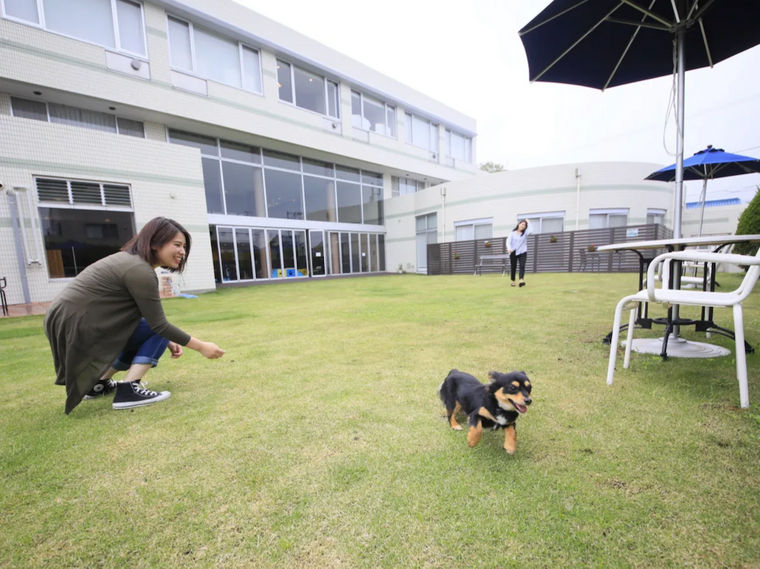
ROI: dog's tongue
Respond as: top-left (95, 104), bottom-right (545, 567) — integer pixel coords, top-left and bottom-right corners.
top-left (515, 403), bottom-right (527, 414)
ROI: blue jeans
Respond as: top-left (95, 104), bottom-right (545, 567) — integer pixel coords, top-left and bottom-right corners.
top-left (112, 318), bottom-right (169, 370)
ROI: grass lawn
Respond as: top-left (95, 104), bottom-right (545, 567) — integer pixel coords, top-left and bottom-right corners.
top-left (2, 272), bottom-right (760, 568)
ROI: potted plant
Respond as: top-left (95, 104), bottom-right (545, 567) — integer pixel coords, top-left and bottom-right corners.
top-left (549, 235), bottom-right (558, 243)
top-left (588, 244), bottom-right (597, 252)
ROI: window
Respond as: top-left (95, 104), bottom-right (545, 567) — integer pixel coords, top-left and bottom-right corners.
top-left (518, 212), bottom-right (565, 234)
top-left (405, 112), bottom-right (439, 153)
top-left (168, 129), bottom-right (383, 224)
top-left (445, 128), bottom-right (472, 163)
top-left (647, 208), bottom-right (666, 225)
top-left (277, 59), bottom-right (339, 118)
top-left (351, 90), bottom-right (396, 136)
top-left (391, 176), bottom-right (427, 196)
top-left (11, 97), bottom-right (144, 138)
top-left (6, 0), bottom-right (146, 55)
top-left (167, 16), bottom-right (262, 93)
top-left (36, 177), bottom-right (134, 278)
top-left (589, 208), bottom-right (628, 229)
top-left (455, 219), bottom-right (493, 241)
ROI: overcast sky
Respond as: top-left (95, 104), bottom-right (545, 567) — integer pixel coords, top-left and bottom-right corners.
top-left (233, 0), bottom-right (760, 203)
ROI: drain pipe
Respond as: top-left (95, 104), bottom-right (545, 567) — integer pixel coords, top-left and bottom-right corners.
top-left (440, 186), bottom-right (447, 242)
top-left (6, 188), bottom-right (32, 304)
top-left (574, 168), bottom-right (581, 230)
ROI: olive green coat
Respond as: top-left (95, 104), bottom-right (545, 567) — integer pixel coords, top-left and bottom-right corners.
top-left (44, 252), bottom-right (191, 414)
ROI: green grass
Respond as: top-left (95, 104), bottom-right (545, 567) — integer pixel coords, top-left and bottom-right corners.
top-left (2, 272), bottom-right (760, 568)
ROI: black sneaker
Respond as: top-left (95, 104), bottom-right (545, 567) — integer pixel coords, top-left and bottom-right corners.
top-left (84, 378), bottom-right (116, 399)
top-left (112, 381), bottom-right (171, 410)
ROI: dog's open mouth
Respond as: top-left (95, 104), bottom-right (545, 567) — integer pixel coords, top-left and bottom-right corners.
top-left (510, 400), bottom-right (528, 414)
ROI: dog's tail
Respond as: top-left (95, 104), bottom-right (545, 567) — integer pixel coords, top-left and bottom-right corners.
top-left (438, 369), bottom-right (458, 403)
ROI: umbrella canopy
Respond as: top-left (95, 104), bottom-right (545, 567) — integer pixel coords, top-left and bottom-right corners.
top-left (646, 145), bottom-right (760, 235)
top-left (519, 0), bottom-right (760, 238)
top-left (519, 0), bottom-right (760, 90)
top-left (646, 145), bottom-right (760, 182)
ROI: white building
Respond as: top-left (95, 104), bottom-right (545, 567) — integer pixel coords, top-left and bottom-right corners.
top-left (0, 0), bottom-right (746, 306)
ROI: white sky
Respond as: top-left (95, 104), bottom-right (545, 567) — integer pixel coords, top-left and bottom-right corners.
top-left (233, 0), bottom-right (760, 203)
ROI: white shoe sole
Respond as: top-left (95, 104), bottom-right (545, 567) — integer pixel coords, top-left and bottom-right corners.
top-left (113, 391), bottom-right (171, 409)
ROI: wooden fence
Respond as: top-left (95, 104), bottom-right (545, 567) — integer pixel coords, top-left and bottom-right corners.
top-left (427, 224), bottom-right (673, 275)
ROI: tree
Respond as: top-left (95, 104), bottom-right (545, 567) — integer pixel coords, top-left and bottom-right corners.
top-left (479, 161), bottom-right (505, 173)
top-left (733, 186), bottom-right (760, 257)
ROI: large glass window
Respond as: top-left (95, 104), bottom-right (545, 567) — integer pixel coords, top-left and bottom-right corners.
top-left (38, 207), bottom-right (134, 278)
top-left (265, 170), bottom-right (303, 220)
top-left (446, 129), bottom-right (472, 163)
top-left (11, 97), bottom-right (144, 138)
top-left (195, 26), bottom-right (241, 87)
top-left (167, 15), bottom-right (262, 93)
top-left (351, 91), bottom-right (396, 136)
top-left (277, 59), bottom-right (339, 118)
top-left (168, 129), bottom-right (383, 224)
top-left (406, 113), bottom-right (439, 153)
top-left (9, 0), bottom-right (145, 55)
top-left (222, 162), bottom-right (263, 217)
top-left (362, 185), bottom-right (383, 225)
top-left (304, 176), bottom-right (336, 222)
top-left (4, 0), bottom-right (40, 23)
top-left (336, 181), bottom-right (362, 223)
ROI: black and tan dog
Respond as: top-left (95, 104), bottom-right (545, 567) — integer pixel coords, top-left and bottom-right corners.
top-left (439, 369), bottom-right (532, 454)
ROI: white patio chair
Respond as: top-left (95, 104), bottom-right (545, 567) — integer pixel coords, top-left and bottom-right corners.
top-left (606, 247), bottom-right (760, 408)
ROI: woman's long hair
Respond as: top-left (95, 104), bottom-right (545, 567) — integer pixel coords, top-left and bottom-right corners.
top-left (512, 219), bottom-right (529, 235)
top-left (122, 217), bottom-right (191, 272)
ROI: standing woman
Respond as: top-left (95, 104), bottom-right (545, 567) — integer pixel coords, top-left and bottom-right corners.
top-left (506, 219), bottom-right (529, 287)
top-left (45, 217), bottom-right (225, 414)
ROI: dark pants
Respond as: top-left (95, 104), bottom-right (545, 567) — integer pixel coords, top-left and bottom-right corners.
top-left (112, 318), bottom-right (169, 370)
top-left (510, 252), bottom-right (527, 281)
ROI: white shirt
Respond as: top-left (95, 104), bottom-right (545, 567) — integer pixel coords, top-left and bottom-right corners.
top-left (506, 231), bottom-right (528, 255)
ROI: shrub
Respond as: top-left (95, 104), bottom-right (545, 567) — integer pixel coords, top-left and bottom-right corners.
top-left (733, 186), bottom-right (760, 257)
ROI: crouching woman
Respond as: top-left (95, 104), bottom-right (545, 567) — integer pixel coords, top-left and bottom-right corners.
top-left (44, 217), bottom-right (225, 414)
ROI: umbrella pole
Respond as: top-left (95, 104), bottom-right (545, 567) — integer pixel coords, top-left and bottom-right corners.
top-left (698, 177), bottom-right (708, 237)
top-left (673, 28), bottom-right (685, 240)
top-left (671, 28), bottom-right (686, 340)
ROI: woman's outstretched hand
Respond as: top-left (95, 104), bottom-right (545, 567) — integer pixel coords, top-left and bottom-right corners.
top-left (199, 341), bottom-right (225, 359)
top-left (187, 337), bottom-right (225, 359)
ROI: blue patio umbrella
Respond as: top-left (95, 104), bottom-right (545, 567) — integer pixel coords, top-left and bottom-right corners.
top-left (519, 0), bottom-right (760, 238)
top-left (646, 145), bottom-right (760, 235)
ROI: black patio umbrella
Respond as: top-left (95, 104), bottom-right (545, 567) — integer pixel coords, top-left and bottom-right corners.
top-left (519, 0), bottom-right (760, 238)
top-left (646, 145), bottom-right (760, 235)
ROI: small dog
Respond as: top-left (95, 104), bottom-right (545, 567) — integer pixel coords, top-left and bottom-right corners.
top-left (439, 369), bottom-right (532, 454)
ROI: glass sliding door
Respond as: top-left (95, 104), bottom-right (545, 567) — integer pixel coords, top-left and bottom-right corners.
top-left (369, 234), bottom-right (379, 272)
top-left (235, 228), bottom-right (254, 280)
top-left (294, 230), bottom-right (308, 276)
top-left (218, 227), bottom-right (237, 281)
top-left (309, 230), bottom-right (326, 276)
top-left (350, 233), bottom-right (361, 273)
top-left (360, 234), bottom-right (369, 272)
top-left (340, 232), bottom-right (351, 273)
top-left (252, 229), bottom-right (268, 279)
top-left (267, 229), bottom-right (282, 278)
top-left (329, 232), bottom-right (341, 275)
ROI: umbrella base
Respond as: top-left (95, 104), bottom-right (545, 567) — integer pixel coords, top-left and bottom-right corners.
top-left (623, 335), bottom-right (730, 358)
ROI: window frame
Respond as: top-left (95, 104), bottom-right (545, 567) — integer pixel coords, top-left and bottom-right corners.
top-left (277, 58), bottom-right (339, 119)
top-left (167, 14), bottom-right (263, 94)
top-left (2, 0), bottom-right (147, 57)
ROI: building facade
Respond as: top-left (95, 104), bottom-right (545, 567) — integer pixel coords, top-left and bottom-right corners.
top-left (0, 0), bottom-right (477, 305)
top-left (0, 0), bottom-right (747, 306)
